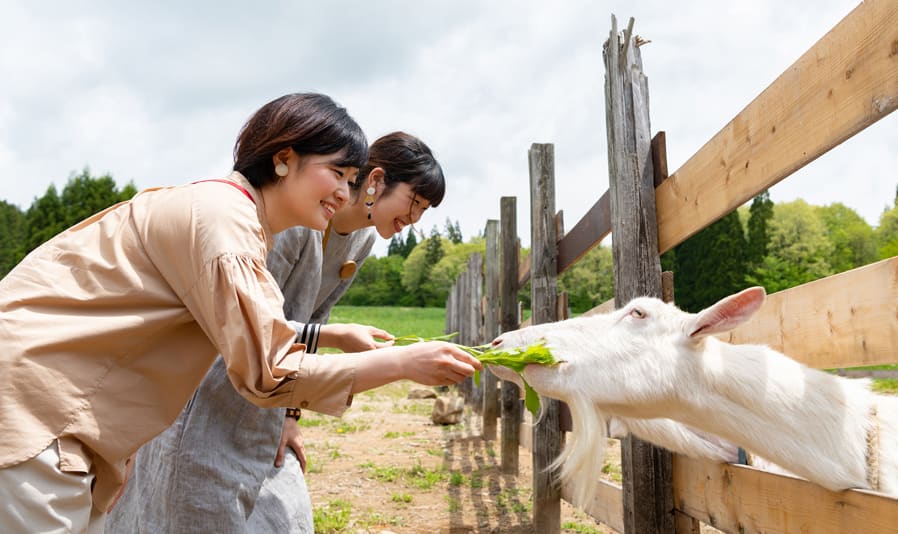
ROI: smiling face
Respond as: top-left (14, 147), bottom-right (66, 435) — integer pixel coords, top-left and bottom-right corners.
top-left (266, 150), bottom-right (359, 233)
top-left (369, 181), bottom-right (431, 238)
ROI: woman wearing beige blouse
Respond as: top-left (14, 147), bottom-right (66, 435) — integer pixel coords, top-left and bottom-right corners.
top-left (0, 93), bottom-right (479, 533)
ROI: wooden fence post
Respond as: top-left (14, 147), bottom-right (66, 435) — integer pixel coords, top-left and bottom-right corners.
top-left (529, 143), bottom-right (562, 534)
top-left (500, 197), bottom-right (522, 474)
top-left (604, 15), bottom-right (674, 534)
top-left (482, 220), bottom-right (500, 440)
top-left (467, 253), bottom-right (484, 413)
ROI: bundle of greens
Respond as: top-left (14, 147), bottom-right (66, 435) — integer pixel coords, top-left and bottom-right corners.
top-left (392, 333), bottom-right (559, 416)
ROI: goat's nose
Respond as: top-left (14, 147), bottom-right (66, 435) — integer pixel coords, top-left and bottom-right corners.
top-left (491, 338), bottom-right (503, 347)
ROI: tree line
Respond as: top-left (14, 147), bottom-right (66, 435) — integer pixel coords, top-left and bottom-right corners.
top-left (3, 171), bottom-right (898, 314)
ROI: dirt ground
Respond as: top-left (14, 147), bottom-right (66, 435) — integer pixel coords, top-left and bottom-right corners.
top-left (300, 381), bottom-right (614, 534)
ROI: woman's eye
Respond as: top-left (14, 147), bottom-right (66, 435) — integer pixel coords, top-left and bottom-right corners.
top-left (629, 308), bottom-right (645, 319)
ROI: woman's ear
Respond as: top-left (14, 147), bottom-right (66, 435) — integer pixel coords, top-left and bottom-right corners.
top-left (366, 167), bottom-right (386, 193)
top-left (272, 148), bottom-right (293, 175)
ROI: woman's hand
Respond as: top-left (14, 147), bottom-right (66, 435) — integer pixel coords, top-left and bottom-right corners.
top-left (319, 323), bottom-right (394, 352)
top-left (275, 416), bottom-right (307, 473)
top-left (397, 341), bottom-right (482, 386)
top-left (348, 341), bottom-right (482, 394)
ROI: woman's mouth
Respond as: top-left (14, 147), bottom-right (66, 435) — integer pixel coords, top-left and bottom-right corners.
top-left (393, 219), bottom-right (406, 233)
top-left (321, 201), bottom-right (338, 218)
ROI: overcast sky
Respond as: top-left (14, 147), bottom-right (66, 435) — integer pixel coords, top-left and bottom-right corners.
top-left (2, 1), bottom-right (893, 257)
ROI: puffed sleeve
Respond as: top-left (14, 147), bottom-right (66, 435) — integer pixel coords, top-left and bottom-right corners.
top-left (185, 252), bottom-right (356, 416)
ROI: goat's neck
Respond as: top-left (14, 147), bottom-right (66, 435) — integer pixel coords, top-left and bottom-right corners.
top-left (668, 337), bottom-right (879, 491)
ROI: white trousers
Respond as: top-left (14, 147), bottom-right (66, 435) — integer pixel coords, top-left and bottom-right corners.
top-left (0, 442), bottom-right (105, 534)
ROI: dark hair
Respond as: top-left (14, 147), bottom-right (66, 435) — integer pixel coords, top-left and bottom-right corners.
top-left (356, 131), bottom-right (445, 207)
top-left (233, 93), bottom-right (368, 187)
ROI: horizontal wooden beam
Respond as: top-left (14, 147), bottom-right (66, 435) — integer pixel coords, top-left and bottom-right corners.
top-left (673, 455), bottom-right (898, 534)
top-left (561, 479), bottom-right (624, 534)
top-left (557, 191), bottom-right (612, 275)
top-left (721, 256), bottom-right (898, 369)
top-left (655, 0), bottom-right (898, 253)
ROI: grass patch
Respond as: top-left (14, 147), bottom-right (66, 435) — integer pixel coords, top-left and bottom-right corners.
top-left (383, 430), bottom-right (416, 439)
top-left (562, 521), bottom-right (603, 533)
top-left (329, 305), bottom-right (447, 338)
top-left (446, 496), bottom-right (461, 513)
top-left (601, 462), bottom-right (622, 483)
top-left (360, 461), bottom-right (401, 483)
top-left (872, 378), bottom-right (898, 395)
top-left (495, 487), bottom-right (531, 513)
top-left (391, 492), bottom-right (413, 504)
top-left (312, 499), bottom-right (351, 533)
top-left (391, 401), bottom-right (433, 417)
top-left (406, 463), bottom-right (447, 489)
top-left (449, 471), bottom-right (465, 486)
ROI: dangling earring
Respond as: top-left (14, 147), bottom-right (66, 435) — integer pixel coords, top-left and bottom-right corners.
top-left (364, 186), bottom-right (376, 220)
top-left (275, 162), bottom-right (288, 177)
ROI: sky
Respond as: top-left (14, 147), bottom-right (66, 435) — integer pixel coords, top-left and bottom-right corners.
top-left (2, 1), bottom-right (894, 257)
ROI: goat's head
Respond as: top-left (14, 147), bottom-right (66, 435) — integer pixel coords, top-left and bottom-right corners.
top-left (489, 286), bottom-right (765, 508)
top-left (490, 286), bottom-right (766, 412)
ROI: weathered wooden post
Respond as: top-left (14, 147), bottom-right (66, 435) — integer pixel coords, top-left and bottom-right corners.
top-left (467, 253), bottom-right (484, 413)
top-left (482, 220), bottom-right (501, 439)
top-left (499, 196), bottom-right (522, 474)
top-left (529, 143), bottom-right (562, 534)
top-left (604, 15), bottom-right (674, 534)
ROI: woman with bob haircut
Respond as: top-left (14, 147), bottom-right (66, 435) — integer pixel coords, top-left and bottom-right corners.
top-left (0, 94), bottom-right (479, 533)
top-left (108, 131), bottom-right (449, 533)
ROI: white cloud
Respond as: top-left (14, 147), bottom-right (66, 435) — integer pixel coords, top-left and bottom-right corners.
top-left (1, 0), bottom-right (894, 260)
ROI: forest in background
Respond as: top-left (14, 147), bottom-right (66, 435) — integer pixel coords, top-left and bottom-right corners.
top-left (4, 170), bottom-right (898, 314)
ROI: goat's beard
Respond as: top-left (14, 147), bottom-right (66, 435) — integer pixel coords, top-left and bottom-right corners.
top-left (547, 395), bottom-right (608, 509)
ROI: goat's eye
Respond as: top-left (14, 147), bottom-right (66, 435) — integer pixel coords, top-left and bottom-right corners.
top-left (629, 308), bottom-right (646, 319)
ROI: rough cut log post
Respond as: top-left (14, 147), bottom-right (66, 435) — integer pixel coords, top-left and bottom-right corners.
top-left (468, 253), bottom-right (484, 413)
top-left (482, 220), bottom-right (501, 440)
top-left (529, 143), bottom-right (562, 534)
top-left (458, 261), bottom-right (472, 402)
top-left (604, 15), bottom-right (674, 534)
top-left (445, 282), bottom-right (455, 336)
top-left (500, 196), bottom-right (522, 474)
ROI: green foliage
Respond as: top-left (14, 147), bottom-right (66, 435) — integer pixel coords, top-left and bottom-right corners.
top-left (669, 211), bottom-right (748, 312)
top-left (1, 168), bottom-right (136, 278)
top-left (428, 239), bottom-right (486, 302)
top-left (387, 231), bottom-right (417, 258)
top-left (747, 190), bottom-right (773, 270)
top-left (0, 201), bottom-right (25, 276)
top-left (444, 218), bottom-right (463, 244)
top-left (312, 499), bottom-right (352, 533)
top-left (401, 231), bottom-right (448, 306)
top-left (747, 200), bottom-right (834, 292)
top-left (559, 245), bottom-right (614, 313)
top-left (875, 205), bottom-right (898, 260)
top-left (341, 255), bottom-right (411, 306)
top-left (815, 203), bottom-right (875, 273)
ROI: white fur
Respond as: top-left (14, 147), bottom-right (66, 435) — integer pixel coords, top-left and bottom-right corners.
top-left (491, 287), bottom-right (898, 508)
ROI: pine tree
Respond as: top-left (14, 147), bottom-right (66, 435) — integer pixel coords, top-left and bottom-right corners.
top-left (747, 190), bottom-right (773, 271)
top-left (671, 211), bottom-right (748, 312)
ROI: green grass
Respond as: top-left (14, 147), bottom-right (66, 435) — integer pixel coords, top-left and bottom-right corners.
top-left (329, 305), bottom-right (448, 338)
top-left (312, 499), bottom-right (352, 533)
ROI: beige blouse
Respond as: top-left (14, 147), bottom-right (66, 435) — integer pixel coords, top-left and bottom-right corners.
top-left (0, 172), bottom-right (355, 508)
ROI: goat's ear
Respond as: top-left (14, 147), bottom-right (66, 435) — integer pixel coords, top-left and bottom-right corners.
top-left (687, 286), bottom-right (766, 338)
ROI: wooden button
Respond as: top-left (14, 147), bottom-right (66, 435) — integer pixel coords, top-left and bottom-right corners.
top-left (339, 261), bottom-right (357, 279)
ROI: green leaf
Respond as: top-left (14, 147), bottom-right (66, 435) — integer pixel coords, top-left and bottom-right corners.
top-left (523, 381), bottom-right (540, 417)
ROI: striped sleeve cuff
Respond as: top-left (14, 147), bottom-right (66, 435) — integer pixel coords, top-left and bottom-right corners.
top-left (293, 322), bottom-right (321, 354)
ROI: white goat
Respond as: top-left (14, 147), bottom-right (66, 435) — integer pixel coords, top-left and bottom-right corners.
top-left (490, 287), bottom-right (898, 507)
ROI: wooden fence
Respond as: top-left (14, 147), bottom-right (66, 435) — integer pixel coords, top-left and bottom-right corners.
top-left (443, 2), bottom-right (898, 533)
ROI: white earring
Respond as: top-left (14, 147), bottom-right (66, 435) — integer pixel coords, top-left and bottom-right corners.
top-left (275, 162), bottom-right (289, 177)
top-left (366, 186), bottom-right (376, 196)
